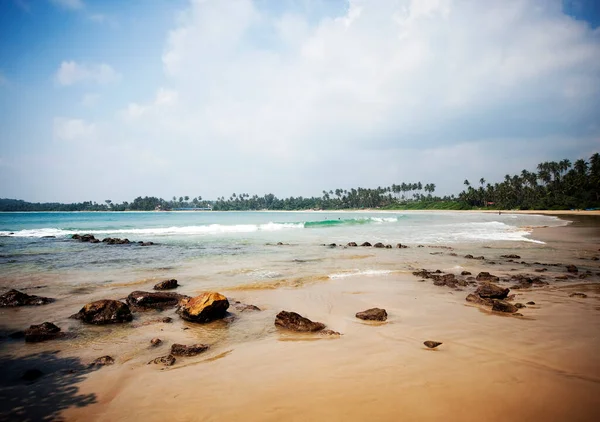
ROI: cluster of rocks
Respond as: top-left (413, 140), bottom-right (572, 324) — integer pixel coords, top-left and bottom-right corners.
top-left (0, 289), bottom-right (54, 307)
top-left (411, 269), bottom-right (471, 288)
top-left (71, 234), bottom-right (154, 246)
top-left (327, 242), bottom-right (409, 248)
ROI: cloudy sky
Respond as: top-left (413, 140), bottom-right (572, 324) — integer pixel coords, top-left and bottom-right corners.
top-left (0, 0), bottom-right (599, 203)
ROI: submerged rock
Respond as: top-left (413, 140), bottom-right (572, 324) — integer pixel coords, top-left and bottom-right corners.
top-left (566, 265), bottom-right (578, 273)
top-left (491, 299), bottom-right (518, 313)
top-left (475, 272), bottom-right (500, 282)
top-left (274, 311), bottom-right (325, 332)
top-left (569, 292), bottom-right (587, 298)
top-left (501, 254), bottom-right (521, 259)
top-left (321, 329), bottom-right (342, 336)
top-left (475, 282), bottom-right (509, 299)
top-left (355, 308), bottom-right (387, 321)
top-left (170, 343), bottom-right (210, 357)
top-left (24, 322), bottom-right (62, 343)
top-left (153, 279), bottom-right (179, 290)
top-left (231, 301), bottom-right (261, 312)
top-left (71, 300), bottom-right (133, 324)
top-left (177, 292), bottom-right (229, 323)
top-left (423, 341), bottom-right (442, 349)
top-left (90, 356), bottom-right (115, 366)
top-left (126, 291), bottom-right (188, 310)
top-left (0, 289), bottom-right (54, 307)
top-left (148, 354), bottom-right (176, 366)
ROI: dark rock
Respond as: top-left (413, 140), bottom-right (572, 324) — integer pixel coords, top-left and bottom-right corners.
top-left (71, 299), bottom-right (133, 324)
top-left (72, 234), bottom-right (81, 240)
top-left (177, 292), bottom-right (230, 323)
top-left (526, 301), bottom-right (536, 305)
top-left (162, 317), bottom-right (173, 323)
top-left (555, 275), bottom-right (569, 280)
top-left (41, 235), bottom-right (56, 239)
top-left (461, 271), bottom-right (471, 276)
top-left (347, 242), bottom-right (358, 247)
top-left (321, 329), bottom-right (341, 336)
top-left (475, 282), bottom-right (509, 299)
top-left (153, 279), bottom-right (179, 290)
top-left (514, 303), bottom-right (526, 309)
top-left (569, 292), bottom-right (587, 298)
top-left (431, 273), bottom-right (457, 288)
top-left (373, 242), bottom-right (385, 248)
top-left (274, 311), bottom-right (325, 332)
top-left (423, 341), bottom-right (442, 349)
top-left (466, 293), bottom-right (493, 306)
top-left (24, 322), bottom-right (61, 343)
top-left (474, 256), bottom-right (485, 260)
top-left (412, 269), bottom-right (432, 279)
top-left (592, 257), bottom-right (599, 261)
top-left (140, 242), bottom-right (154, 246)
top-left (476, 272), bottom-right (500, 282)
top-left (464, 254), bottom-right (474, 259)
top-left (566, 265), bottom-right (578, 273)
top-left (170, 343), bottom-right (210, 357)
top-left (150, 338), bottom-right (162, 347)
top-left (385, 244), bottom-right (392, 249)
top-left (22, 369), bottom-right (44, 382)
top-left (396, 243), bottom-right (408, 248)
top-left (0, 289), bottom-right (54, 307)
top-left (491, 299), bottom-right (518, 313)
top-left (328, 243), bottom-right (337, 247)
top-left (501, 254), bottom-right (521, 259)
top-left (91, 356), bottom-right (115, 366)
top-left (534, 268), bottom-right (547, 272)
top-left (127, 291), bottom-right (188, 310)
top-left (232, 302), bottom-right (261, 312)
top-left (355, 308), bottom-right (387, 321)
top-left (360, 242), bottom-right (372, 247)
top-left (148, 354), bottom-right (176, 366)
top-left (9, 331), bottom-right (25, 339)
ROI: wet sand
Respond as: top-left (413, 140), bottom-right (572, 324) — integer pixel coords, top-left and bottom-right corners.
top-left (2, 216), bottom-right (600, 421)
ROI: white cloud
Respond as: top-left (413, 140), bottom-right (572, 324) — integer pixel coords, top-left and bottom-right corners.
top-left (53, 118), bottom-right (96, 141)
top-left (122, 88), bottom-right (178, 119)
top-left (81, 93), bottom-right (100, 107)
top-left (49, 0), bottom-right (84, 10)
top-left (55, 61), bottom-right (120, 86)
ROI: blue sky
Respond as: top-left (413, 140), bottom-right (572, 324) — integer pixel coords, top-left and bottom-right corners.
top-left (0, 0), bottom-right (599, 203)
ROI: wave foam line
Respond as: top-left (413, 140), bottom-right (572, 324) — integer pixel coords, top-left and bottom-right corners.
top-left (329, 269), bottom-right (394, 279)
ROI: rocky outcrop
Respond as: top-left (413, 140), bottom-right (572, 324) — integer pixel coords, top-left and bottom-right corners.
top-left (360, 242), bottom-right (372, 247)
top-left (71, 300), bottom-right (133, 324)
top-left (475, 282), bottom-right (509, 299)
top-left (170, 343), bottom-right (210, 357)
top-left (90, 356), bottom-right (115, 366)
top-left (274, 311), bottom-right (325, 332)
top-left (431, 273), bottom-right (458, 288)
top-left (0, 289), bottom-right (54, 307)
top-left (475, 272), bottom-right (500, 282)
top-left (491, 299), bottom-right (518, 313)
top-left (347, 242), bottom-right (358, 247)
top-left (126, 291), bottom-right (189, 310)
top-left (148, 355), bottom-right (176, 366)
top-left (423, 341), bottom-right (442, 349)
top-left (177, 292), bottom-right (229, 323)
top-left (373, 242), bottom-right (385, 248)
top-left (356, 308), bottom-right (387, 321)
top-left (153, 279), bottom-right (179, 290)
top-left (101, 237), bottom-right (131, 245)
top-left (24, 322), bottom-right (62, 343)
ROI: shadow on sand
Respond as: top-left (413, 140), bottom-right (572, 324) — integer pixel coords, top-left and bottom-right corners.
top-left (0, 350), bottom-right (98, 422)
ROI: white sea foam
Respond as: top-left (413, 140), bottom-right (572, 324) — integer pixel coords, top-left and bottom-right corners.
top-left (329, 269), bottom-right (394, 279)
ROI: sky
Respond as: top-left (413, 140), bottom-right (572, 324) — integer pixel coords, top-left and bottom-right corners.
top-left (0, 0), bottom-right (599, 203)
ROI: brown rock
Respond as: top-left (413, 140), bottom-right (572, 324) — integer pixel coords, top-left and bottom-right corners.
top-left (501, 254), bottom-right (521, 259)
top-left (274, 311), bottom-right (325, 332)
top-left (150, 338), bottom-right (162, 347)
top-left (24, 322), bottom-right (61, 343)
top-left (491, 299), bottom-right (518, 313)
top-left (90, 356), bottom-right (115, 366)
top-left (373, 242), bottom-right (385, 248)
top-left (476, 272), bottom-right (500, 282)
top-left (566, 265), bottom-right (578, 273)
top-left (466, 293), bottom-right (493, 306)
top-left (71, 300), bottom-right (133, 324)
top-left (148, 354), bottom-right (176, 366)
top-left (347, 242), bottom-right (358, 247)
top-left (424, 341), bottom-right (442, 349)
top-left (360, 242), bottom-right (372, 247)
top-left (126, 291), bottom-right (189, 310)
top-left (461, 271), bottom-right (471, 276)
top-left (321, 329), bottom-right (341, 336)
top-left (0, 289), bottom-right (54, 307)
top-left (355, 308), bottom-right (387, 321)
top-left (475, 282), bottom-right (509, 299)
top-left (569, 292), bottom-right (587, 298)
top-left (526, 301), bottom-right (536, 305)
top-left (162, 317), bottom-right (173, 323)
top-left (177, 292), bottom-right (229, 323)
top-left (170, 343), bottom-right (210, 357)
top-left (153, 279), bottom-right (179, 290)
top-left (515, 303), bottom-right (526, 309)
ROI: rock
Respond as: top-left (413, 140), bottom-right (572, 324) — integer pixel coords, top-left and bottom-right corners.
top-left (431, 274), bottom-right (457, 288)
top-left (232, 302), bottom-right (261, 312)
top-left (466, 293), bottom-right (493, 306)
top-left (41, 235), bottom-right (56, 239)
top-left (566, 265), bottom-right (578, 273)
top-left (385, 244), bottom-right (392, 249)
top-left (274, 311), bottom-right (325, 332)
top-left (475, 272), bottom-right (500, 283)
top-left (170, 343), bottom-right (210, 357)
top-left (162, 317), bottom-right (173, 323)
top-left (140, 242), bottom-right (154, 246)
top-left (150, 338), bottom-right (162, 347)
top-left (461, 271), bottom-right (471, 276)
top-left (491, 299), bottom-right (518, 313)
top-left (396, 243), bottom-right (408, 248)
top-left (526, 301), bottom-right (536, 305)
top-left (347, 242), bottom-right (358, 247)
top-left (501, 254), bottom-right (521, 259)
top-left (569, 292), bottom-right (587, 298)
top-left (464, 254), bottom-right (474, 259)
top-left (328, 243), bottom-right (337, 247)
top-left (592, 257), bottom-right (599, 261)
top-left (321, 329), bottom-right (341, 336)
top-left (72, 234), bottom-right (81, 240)
top-left (71, 300), bottom-right (133, 324)
top-left (534, 268), bottom-right (547, 272)
top-left (514, 303), bottom-right (526, 309)
top-left (474, 256), bottom-right (485, 260)
top-left (177, 292), bottom-right (230, 323)
top-left (475, 282), bottom-right (509, 299)
top-left (355, 308), bottom-right (387, 321)
top-left (412, 269), bottom-right (432, 279)
top-left (153, 279), bottom-right (179, 290)
top-left (148, 354), bottom-right (176, 366)
top-left (22, 369), bottom-right (44, 382)
top-left (423, 341), bottom-right (442, 349)
top-left (24, 322), bottom-right (61, 343)
top-left (555, 275), bottom-right (569, 280)
top-left (0, 289), bottom-right (54, 307)
top-left (373, 242), bottom-right (385, 248)
top-left (360, 242), bottom-right (372, 247)
top-left (90, 356), bottom-right (115, 366)
top-left (126, 291), bottom-right (188, 310)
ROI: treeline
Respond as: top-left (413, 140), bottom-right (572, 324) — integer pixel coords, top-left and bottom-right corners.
top-left (1, 153), bottom-right (598, 212)
top-left (458, 153), bottom-right (599, 210)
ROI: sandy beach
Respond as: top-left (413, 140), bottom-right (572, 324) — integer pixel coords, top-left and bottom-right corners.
top-left (1, 213), bottom-right (599, 422)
